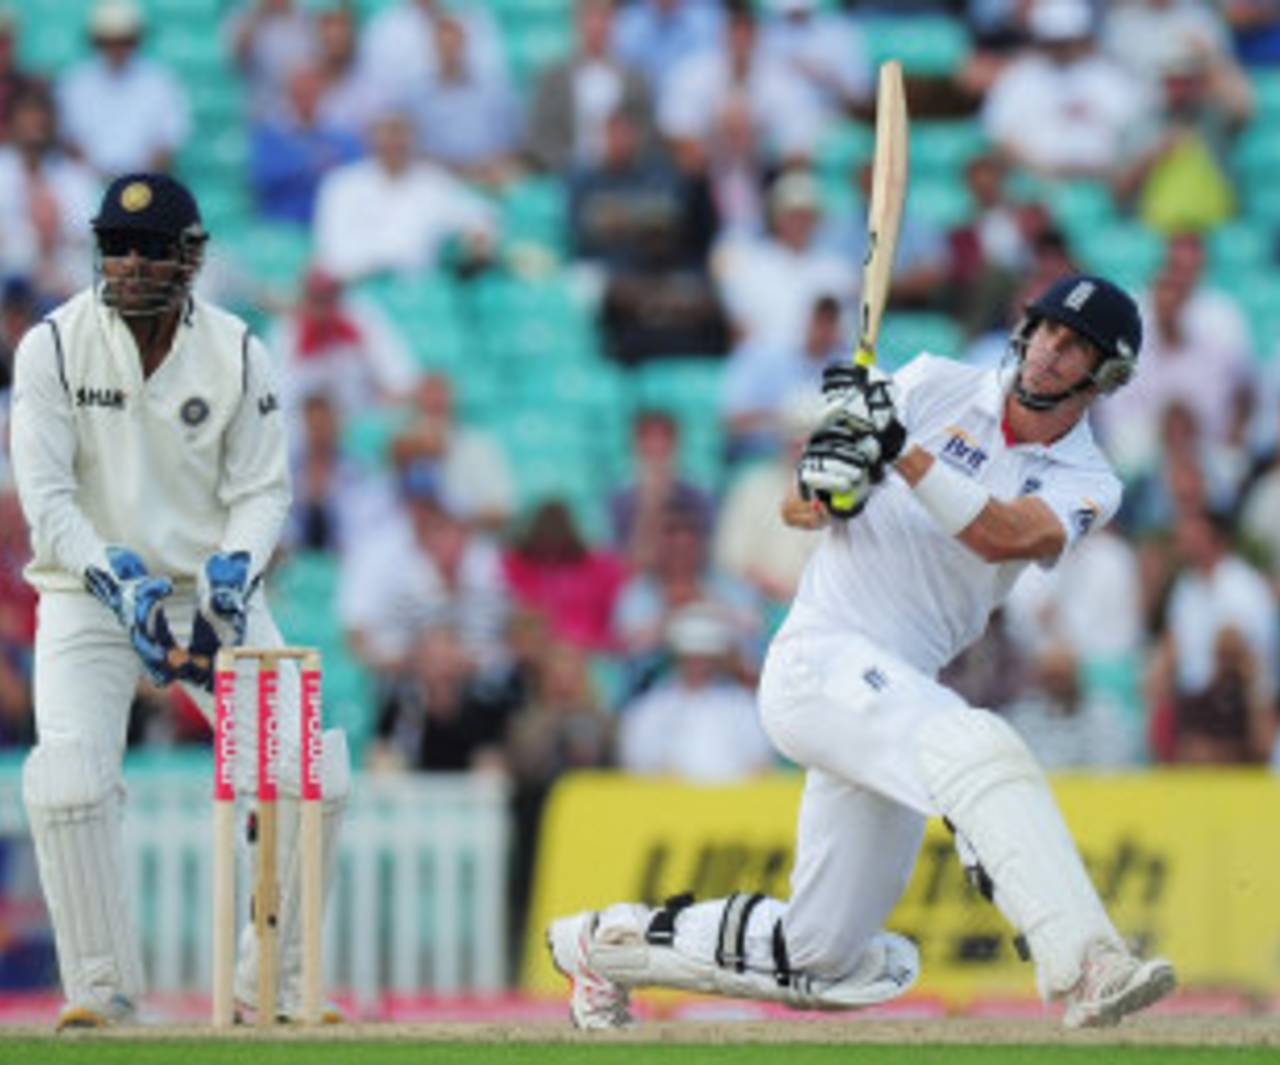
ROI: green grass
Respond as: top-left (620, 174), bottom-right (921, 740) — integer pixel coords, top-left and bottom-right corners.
top-left (0, 1045), bottom-right (1274, 1065)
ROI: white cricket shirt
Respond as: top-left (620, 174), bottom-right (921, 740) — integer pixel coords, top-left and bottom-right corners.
top-left (792, 355), bottom-right (1122, 676)
top-left (10, 288), bottom-right (291, 592)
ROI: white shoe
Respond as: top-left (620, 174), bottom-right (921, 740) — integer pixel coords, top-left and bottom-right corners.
top-left (56, 993), bottom-right (137, 1032)
top-left (546, 911), bottom-right (633, 1030)
top-left (1062, 940), bottom-right (1176, 1029)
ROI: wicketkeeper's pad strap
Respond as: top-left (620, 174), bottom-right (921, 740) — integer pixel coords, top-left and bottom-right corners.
top-left (715, 892), bottom-right (765, 974)
top-left (645, 892), bottom-right (696, 947)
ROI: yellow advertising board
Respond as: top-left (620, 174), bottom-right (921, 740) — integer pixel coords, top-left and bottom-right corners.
top-left (523, 770), bottom-right (1280, 1005)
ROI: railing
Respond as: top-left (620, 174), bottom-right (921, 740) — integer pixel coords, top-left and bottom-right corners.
top-left (0, 759), bottom-right (510, 1014)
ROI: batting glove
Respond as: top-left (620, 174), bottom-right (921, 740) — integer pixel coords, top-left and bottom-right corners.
top-left (196, 550), bottom-right (259, 648)
top-left (820, 364), bottom-right (907, 467)
top-left (797, 424), bottom-right (879, 520)
top-left (84, 547), bottom-right (180, 685)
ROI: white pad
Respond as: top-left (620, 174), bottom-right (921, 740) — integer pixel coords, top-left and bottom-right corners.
top-left (915, 710), bottom-right (1120, 996)
top-left (236, 729), bottom-right (350, 1013)
top-left (22, 740), bottom-right (145, 1008)
top-left (586, 899), bottom-right (918, 1010)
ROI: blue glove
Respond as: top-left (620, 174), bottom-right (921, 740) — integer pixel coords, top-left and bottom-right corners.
top-left (84, 547), bottom-right (179, 685)
top-left (177, 610), bottom-right (222, 692)
top-left (196, 550), bottom-right (259, 648)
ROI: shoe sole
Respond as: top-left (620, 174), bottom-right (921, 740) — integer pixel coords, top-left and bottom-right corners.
top-left (1072, 960), bottom-right (1177, 1028)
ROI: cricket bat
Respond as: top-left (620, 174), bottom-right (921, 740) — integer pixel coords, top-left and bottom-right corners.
top-left (830, 59), bottom-right (910, 511)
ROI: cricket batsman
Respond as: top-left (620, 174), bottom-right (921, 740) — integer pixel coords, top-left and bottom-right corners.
top-left (547, 275), bottom-right (1176, 1029)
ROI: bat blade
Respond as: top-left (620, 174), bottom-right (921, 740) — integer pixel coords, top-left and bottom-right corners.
top-left (854, 59), bottom-right (910, 369)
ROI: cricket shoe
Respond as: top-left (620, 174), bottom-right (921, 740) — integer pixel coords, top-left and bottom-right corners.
top-left (547, 910), bottom-right (633, 1030)
top-left (56, 993), bottom-right (137, 1032)
top-left (233, 995), bottom-right (345, 1026)
top-left (1062, 940), bottom-right (1176, 1029)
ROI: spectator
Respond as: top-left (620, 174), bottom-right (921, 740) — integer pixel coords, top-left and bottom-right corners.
top-left (313, 4), bottom-right (381, 140)
top-left (611, 0), bottom-right (723, 97)
top-left (703, 94), bottom-right (769, 241)
top-left (270, 267), bottom-right (417, 423)
top-left (416, 15), bottom-right (522, 186)
top-left (719, 294), bottom-right (842, 461)
top-left (824, 160), bottom-right (948, 309)
top-left (0, 488), bottom-right (32, 748)
top-left (1114, 31), bottom-right (1252, 233)
top-left (0, 277), bottom-right (36, 392)
top-left (370, 623), bottom-right (516, 773)
top-left (981, 0), bottom-right (1155, 179)
top-left (338, 466), bottom-right (510, 677)
top-left (313, 106), bottom-right (498, 281)
top-left (249, 63), bottom-right (363, 225)
top-left (0, 87), bottom-right (99, 305)
top-left (223, 0), bottom-right (317, 122)
top-left (716, 169), bottom-right (857, 350)
top-left (529, 0), bottom-right (655, 174)
top-left (0, 8), bottom-right (39, 146)
top-left (713, 392), bottom-right (822, 604)
top-left (390, 373), bottom-right (516, 533)
top-left (1148, 507), bottom-right (1278, 759)
top-left (56, 0), bottom-right (190, 177)
top-left (1240, 447), bottom-right (1280, 594)
top-left (613, 499), bottom-right (763, 693)
top-left (502, 499), bottom-right (629, 653)
top-left (608, 409), bottom-right (714, 571)
top-left (1223, 0), bottom-right (1280, 65)
top-left (569, 109), bottom-right (725, 363)
top-left (1002, 643), bottom-right (1141, 769)
top-left (1103, 0), bottom-right (1238, 85)
top-left (618, 601), bottom-right (773, 782)
top-left (946, 150), bottom-right (1031, 335)
top-left (282, 390), bottom-right (394, 557)
top-left (658, 0), bottom-right (822, 173)
top-left (760, 0), bottom-right (872, 120)
top-left (1098, 234), bottom-right (1255, 479)
top-left (359, 0), bottom-right (509, 104)
top-left (1169, 626), bottom-right (1276, 764)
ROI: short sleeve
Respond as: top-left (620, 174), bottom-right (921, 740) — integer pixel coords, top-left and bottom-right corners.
top-left (1030, 465), bottom-right (1122, 568)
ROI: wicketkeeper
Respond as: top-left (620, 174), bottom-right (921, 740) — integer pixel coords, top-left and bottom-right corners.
top-left (10, 173), bottom-right (350, 1029)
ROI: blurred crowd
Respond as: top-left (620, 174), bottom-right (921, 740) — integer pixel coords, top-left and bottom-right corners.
top-left (0, 0), bottom-right (1278, 911)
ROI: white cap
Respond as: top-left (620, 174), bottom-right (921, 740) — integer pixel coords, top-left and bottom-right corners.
top-left (770, 170), bottom-right (822, 214)
top-left (1028, 0), bottom-right (1093, 42)
top-left (667, 602), bottom-right (735, 658)
top-left (90, 0), bottom-right (144, 38)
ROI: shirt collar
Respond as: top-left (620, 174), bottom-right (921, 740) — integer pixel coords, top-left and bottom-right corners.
top-left (975, 366), bottom-right (1097, 463)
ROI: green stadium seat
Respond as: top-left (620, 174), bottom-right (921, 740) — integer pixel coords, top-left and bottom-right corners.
top-left (1076, 225), bottom-right (1164, 291)
top-left (1208, 223), bottom-right (1271, 282)
top-left (1041, 180), bottom-right (1117, 240)
top-left (1249, 69), bottom-right (1280, 120)
top-left (1230, 275), bottom-right (1280, 358)
top-left (815, 121), bottom-right (873, 180)
top-left (342, 408), bottom-right (407, 468)
top-left (909, 177), bottom-right (972, 228)
top-left (879, 312), bottom-right (963, 368)
top-left (862, 16), bottom-right (971, 75)
top-left (910, 122), bottom-right (987, 179)
top-left (220, 222), bottom-right (312, 287)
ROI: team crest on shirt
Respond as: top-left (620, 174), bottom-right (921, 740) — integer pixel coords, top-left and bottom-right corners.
top-left (939, 427), bottom-right (989, 474)
top-left (1072, 500), bottom-right (1100, 536)
top-left (180, 397), bottom-right (210, 426)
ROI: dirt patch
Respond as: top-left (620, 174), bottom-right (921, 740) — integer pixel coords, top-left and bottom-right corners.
top-left (13, 1016), bottom-right (1280, 1046)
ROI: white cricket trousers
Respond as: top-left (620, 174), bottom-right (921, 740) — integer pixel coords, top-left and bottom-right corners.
top-left (33, 588), bottom-right (304, 792)
top-left (756, 602), bottom-right (969, 975)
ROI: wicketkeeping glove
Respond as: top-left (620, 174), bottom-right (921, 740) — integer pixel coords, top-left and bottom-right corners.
top-left (85, 546), bottom-right (180, 686)
top-left (820, 363), bottom-right (907, 468)
top-left (196, 550), bottom-right (259, 649)
top-left (797, 423), bottom-right (880, 520)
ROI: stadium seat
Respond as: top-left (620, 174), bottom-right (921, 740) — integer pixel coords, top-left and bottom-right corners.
top-left (815, 121), bottom-right (874, 180)
top-left (909, 177), bottom-right (972, 228)
top-left (219, 222), bottom-right (312, 287)
top-left (1076, 225), bottom-right (1164, 291)
top-left (910, 122), bottom-right (987, 180)
top-left (879, 312), bottom-right (964, 368)
top-left (862, 16), bottom-right (971, 75)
